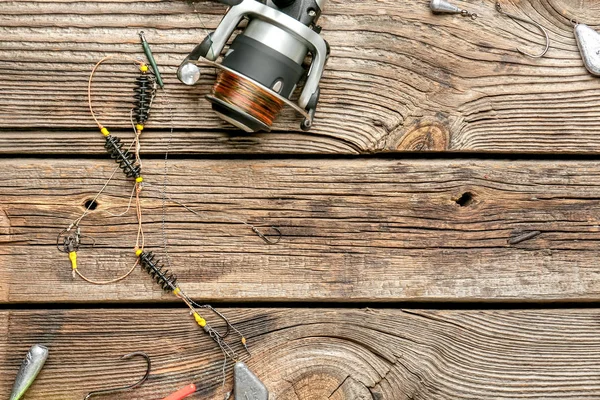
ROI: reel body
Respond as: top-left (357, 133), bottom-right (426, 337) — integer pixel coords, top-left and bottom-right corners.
top-left (178, 0), bottom-right (329, 132)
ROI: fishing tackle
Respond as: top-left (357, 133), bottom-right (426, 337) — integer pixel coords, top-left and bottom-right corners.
top-left (139, 31), bottom-right (164, 89)
top-left (163, 362), bottom-right (268, 400)
top-left (9, 345), bottom-right (49, 400)
top-left (573, 20), bottom-right (600, 76)
top-left (91, 61), bottom-right (156, 181)
top-left (61, 36), bottom-right (260, 386)
top-left (162, 384), bottom-right (197, 400)
top-left (57, 225), bottom-right (97, 277)
top-left (104, 134), bottom-right (142, 179)
top-left (138, 250), bottom-right (178, 292)
top-left (231, 362), bottom-right (269, 400)
top-left (430, 0), bottom-right (478, 19)
top-left (83, 352), bottom-right (151, 399)
top-left (137, 249), bottom-right (249, 359)
top-left (57, 226), bottom-right (81, 254)
top-left (133, 74), bottom-right (156, 125)
top-left (135, 250), bottom-right (248, 354)
top-left (178, 0), bottom-right (330, 132)
top-left (60, 228), bottom-right (80, 276)
top-left (102, 69), bottom-right (155, 180)
top-left (495, 2), bottom-right (550, 58)
top-left (58, 220), bottom-right (139, 285)
top-left (252, 225), bottom-right (282, 245)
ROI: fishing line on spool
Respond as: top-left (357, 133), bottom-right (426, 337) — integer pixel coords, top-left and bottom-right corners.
top-left (211, 70), bottom-right (285, 128)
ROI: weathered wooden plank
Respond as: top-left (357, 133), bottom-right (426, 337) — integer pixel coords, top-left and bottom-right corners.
top-left (2, 0), bottom-right (600, 154)
top-left (2, 158), bottom-right (600, 303)
top-left (1, 308), bottom-right (600, 399)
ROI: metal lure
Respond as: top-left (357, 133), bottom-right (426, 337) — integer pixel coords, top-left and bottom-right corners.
top-left (430, 0), bottom-right (478, 19)
top-left (10, 344), bottom-right (49, 400)
top-left (574, 22), bottom-right (600, 76)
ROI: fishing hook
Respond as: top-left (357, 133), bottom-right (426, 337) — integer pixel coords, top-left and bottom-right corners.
top-left (57, 226), bottom-right (96, 253)
top-left (83, 352), bottom-right (151, 399)
top-left (196, 304), bottom-right (233, 339)
top-left (252, 225), bottom-right (282, 245)
top-left (56, 228), bottom-right (72, 253)
top-left (495, 2), bottom-right (550, 58)
top-left (145, 184), bottom-right (282, 245)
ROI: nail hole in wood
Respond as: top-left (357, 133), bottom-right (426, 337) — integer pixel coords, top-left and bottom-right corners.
top-left (456, 192), bottom-right (474, 207)
top-left (84, 199), bottom-right (98, 211)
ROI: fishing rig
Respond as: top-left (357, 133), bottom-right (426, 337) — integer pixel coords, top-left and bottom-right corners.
top-left (178, 0), bottom-right (330, 132)
top-left (56, 32), bottom-right (276, 371)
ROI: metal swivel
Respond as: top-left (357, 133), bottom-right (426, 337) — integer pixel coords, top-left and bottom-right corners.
top-left (430, 0), bottom-right (478, 19)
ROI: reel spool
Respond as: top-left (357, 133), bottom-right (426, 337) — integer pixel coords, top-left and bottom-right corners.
top-left (178, 0), bottom-right (329, 132)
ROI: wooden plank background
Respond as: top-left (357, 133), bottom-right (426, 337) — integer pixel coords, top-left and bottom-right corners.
top-left (1, 0), bottom-right (600, 154)
top-left (2, 308), bottom-right (600, 399)
top-left (2, 0), bottom-right (600, 398)
top-left (3, 158), bottom-right (600, 303)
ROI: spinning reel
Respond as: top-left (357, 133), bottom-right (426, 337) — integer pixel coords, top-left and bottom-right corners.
top-left (178, 0), bottom-right (329, 132)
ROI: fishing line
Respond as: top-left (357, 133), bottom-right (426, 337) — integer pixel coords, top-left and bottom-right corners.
top-left (59, 41), bottom-right (273, 366)
top-left (105, 113), bottom-right (144, 218)
top-left (105, 184), bottom-right (137, 218)
top-left (88, 56), bottom-right (146, 130)
top-left (211, 70), bottom-right (285, 128)
top-left (158, 86), bottom-right (175, 270)
top-left (60, 56), bottom-right (151, 284)
top-left (143, 183), bottom-right (282, 245)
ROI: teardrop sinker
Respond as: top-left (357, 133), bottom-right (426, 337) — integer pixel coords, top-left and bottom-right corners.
top-left (575, 23), bottom-right (600, 76)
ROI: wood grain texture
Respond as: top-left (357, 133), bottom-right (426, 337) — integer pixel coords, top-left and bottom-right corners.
top-left (2, 308), bottom-right (600, 399)
top-left (2, 0), bottom-right (600, 154)
top-left (3, 158), bottom-right (600, 303)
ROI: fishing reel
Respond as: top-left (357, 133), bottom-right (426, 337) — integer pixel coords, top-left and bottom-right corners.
top-left (178, 0), bottom-right (329, 132)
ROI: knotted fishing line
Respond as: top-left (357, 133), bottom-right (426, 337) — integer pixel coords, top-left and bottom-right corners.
top-left (57, 43), bottom-right (280, 364)
top-left (56, 55), bottom-right (150, 285)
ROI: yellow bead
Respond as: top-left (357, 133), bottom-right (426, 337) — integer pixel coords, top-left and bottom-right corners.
top-left (69, 251), bottom-right (77, 270)
top-left (136, 124), bottom-right (144, 132)
top-left (135, 249), bottom-right (142, 257)
top-left (136, 176), bottom-right (143, 183)
top-left (100, 127), bottom-right (110, 136)
top-left (193, 312), bottom-right (206, 327)
top-left (173, 287), bottom-right (181, 295)
top-left (140, 64), bottom-right (149, 73)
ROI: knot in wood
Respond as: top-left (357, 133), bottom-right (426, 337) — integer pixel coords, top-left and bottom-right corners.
top-left (397, 121), bottom-right (450, 151)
